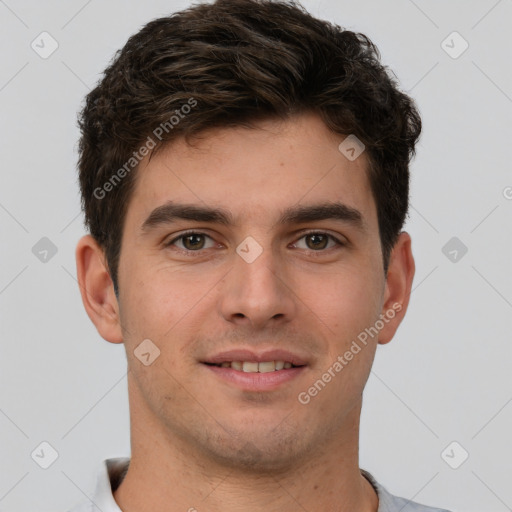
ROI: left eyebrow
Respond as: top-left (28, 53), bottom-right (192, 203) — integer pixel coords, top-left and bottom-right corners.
top-left (140, 200), bottom-right (366, 233)
top-left (276, 202), bottom-right (366, 231)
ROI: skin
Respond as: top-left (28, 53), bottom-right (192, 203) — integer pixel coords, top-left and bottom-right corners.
top-left (76, 111), bottom-right (415, 512)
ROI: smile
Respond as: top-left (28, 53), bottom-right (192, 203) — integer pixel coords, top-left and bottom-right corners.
top-left (205, 360), bottom-right (300, 372)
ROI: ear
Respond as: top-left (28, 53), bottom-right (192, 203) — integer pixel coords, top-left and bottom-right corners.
top-left (75, 234), bottom-right (123, 344)
top-left (378, 231), bottom-right (415, 345)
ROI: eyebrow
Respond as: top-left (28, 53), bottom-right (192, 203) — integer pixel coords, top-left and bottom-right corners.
top-left (140, 200), bottom-right (366, 233)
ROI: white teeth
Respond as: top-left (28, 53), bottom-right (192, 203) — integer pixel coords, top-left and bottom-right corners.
top-left (258, 361), bottom-right (276, 373)
top-left (242, 361), bottom-right (259, 373)
top-left (216, 360), bottom-right (296, 372)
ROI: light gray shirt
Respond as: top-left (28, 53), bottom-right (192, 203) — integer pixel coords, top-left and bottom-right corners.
top-left (68, 458), bottom-right (452, 512)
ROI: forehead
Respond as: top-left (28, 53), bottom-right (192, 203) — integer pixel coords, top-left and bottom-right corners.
top-left (126, 112), bottom-right (377, 231)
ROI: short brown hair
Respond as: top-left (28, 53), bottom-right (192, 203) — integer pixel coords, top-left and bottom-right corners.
top-left (77, 0), bottom-right (421, 295)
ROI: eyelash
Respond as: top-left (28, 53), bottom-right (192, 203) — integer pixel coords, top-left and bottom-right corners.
top-left (164, 230), bottom-right (345, 256)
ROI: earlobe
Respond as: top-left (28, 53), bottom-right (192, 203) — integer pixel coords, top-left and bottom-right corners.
top-left (75, 234), bottom-right (123, 344)
top-left (378, 231), bottom-right (415, 345)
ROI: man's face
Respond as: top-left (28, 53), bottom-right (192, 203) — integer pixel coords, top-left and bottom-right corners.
top-left (116, 112), bottom-right (391, 471)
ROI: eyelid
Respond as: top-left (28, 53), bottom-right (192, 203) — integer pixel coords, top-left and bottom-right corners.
top-left (164, 229), bottom-right (217, 249)
top-left (165, 229), bottom-right (346, 254)
top-left (290, 230), bottom-right (346, 250)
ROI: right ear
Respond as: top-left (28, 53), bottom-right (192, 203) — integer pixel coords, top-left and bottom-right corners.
top-left (75, 234), bottom-right (123, 344)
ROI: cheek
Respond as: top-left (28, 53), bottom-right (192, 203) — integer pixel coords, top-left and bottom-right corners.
top-left (302, 271), bottom-right (381, 407)
top-left (302, 266), bottom-right (383, 339)
top-left (120, 264), bottom-right (221, 363)
top-left (124, 263), bottom-right (199, 320)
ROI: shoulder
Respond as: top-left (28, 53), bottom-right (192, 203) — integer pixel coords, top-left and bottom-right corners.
top-left (361, 469), bottom-right (453, 512)
top-left (380, 493), bottom-right (452, 512)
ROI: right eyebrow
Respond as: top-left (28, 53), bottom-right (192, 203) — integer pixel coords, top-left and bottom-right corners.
top-left (140, 201), bottom-right (234, 233)
top-left (140, 199), bottom-right (367, 234)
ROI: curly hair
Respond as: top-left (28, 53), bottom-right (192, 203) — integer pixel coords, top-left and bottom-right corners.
top-left (77, 0), bottom-right (422, 295)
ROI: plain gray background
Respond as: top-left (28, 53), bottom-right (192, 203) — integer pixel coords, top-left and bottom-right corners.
top-left (0, 1), bottom-right (511, 511)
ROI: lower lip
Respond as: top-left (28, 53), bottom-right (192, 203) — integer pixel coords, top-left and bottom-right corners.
top-left (203, 364), bottom-right (306, 391)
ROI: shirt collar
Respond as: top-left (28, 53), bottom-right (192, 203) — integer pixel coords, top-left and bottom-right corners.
top-left (93, 458), bottom-right (130, 512)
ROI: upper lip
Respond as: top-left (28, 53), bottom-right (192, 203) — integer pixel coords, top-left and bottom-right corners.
top-left (202, 349), bottom-right (308, 366)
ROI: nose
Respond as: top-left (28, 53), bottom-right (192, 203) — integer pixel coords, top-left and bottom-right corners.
top-left (218, 241), bottom-right (297, 329)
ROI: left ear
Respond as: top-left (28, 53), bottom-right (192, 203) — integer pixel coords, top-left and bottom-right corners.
top-left (75, 234), bottom-right (124, 344)
top-left (378, 231), bottom-right (415, 345)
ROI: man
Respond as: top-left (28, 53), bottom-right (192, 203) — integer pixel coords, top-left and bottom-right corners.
top-left (70, 0), bottom-right (451, 510)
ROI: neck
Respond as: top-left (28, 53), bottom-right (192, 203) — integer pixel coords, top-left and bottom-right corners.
top-left (114, 378), bottom-right (379, 512)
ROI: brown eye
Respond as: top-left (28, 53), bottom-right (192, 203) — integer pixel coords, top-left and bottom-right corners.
top-left (293, 232), bottom-right (342, 252)
top-left (182, 234), bottom-right (206, 250)
top-left (166, 232), bottom-right (216, 251)
top-left (305, 233), bottom-right (329, 250)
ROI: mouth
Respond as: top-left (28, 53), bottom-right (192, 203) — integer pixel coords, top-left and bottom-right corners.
top-left (201, 349), bottom-right (308, 391)
top-left (203, 360), bottom-right (303, 372)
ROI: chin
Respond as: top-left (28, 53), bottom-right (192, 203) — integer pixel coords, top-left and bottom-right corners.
top-left (194, 420), bottom-right (312, 474)
top-left (206, 440), bottom-right (305, 474)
